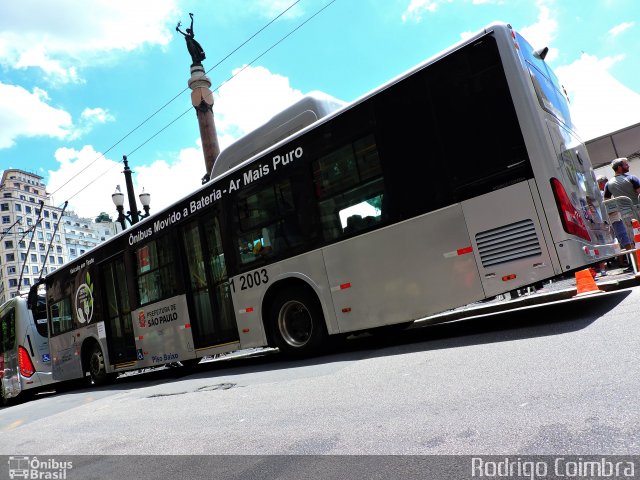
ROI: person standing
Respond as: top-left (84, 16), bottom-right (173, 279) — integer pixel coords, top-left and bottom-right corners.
top-left (603, 158), bottom-right (640, 269)
top-left (604, 157), bottom-right (640, 205)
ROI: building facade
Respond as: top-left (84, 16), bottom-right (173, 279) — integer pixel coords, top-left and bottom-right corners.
top-left (62, 211), bottom-right (117, 262)
top-left (0, 169), bottom-right (68, 303)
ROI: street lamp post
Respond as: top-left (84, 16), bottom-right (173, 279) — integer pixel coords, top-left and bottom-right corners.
top-left (111, 156), bottom-right (151, 230)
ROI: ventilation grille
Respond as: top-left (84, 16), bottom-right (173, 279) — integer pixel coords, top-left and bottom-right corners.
top-left (475, 219), bottom-right (541, 268)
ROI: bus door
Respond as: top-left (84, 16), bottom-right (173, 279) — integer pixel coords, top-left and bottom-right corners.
top-left (99, 255), bottom-right (136, 365)
top-left (181, 215), bottom-right (238, 351)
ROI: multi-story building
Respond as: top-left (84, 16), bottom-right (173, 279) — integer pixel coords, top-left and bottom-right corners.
top-left (0, 169), bottom-right (68, 303)
top-left (62, 211), bottom-right (117, 262)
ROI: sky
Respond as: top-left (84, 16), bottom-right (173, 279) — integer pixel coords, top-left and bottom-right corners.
top-left (1, 0), bottom-right (640, 220)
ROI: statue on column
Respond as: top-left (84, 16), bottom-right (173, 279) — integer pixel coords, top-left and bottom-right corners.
top-left (176, 13), bottom-right (206, 66)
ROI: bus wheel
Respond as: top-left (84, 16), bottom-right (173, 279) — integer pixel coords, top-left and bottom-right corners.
top-left (269, 287), bottom-right (327, 357)
top-left (88, 344), bottom-right (114, 386)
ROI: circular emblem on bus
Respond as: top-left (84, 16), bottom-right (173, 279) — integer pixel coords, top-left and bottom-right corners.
top-left (75, 276), bottom-right (94, 324)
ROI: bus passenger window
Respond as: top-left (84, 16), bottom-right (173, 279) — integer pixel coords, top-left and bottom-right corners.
top-left (49, 298), bottom-right (73, 336)
top-left (135, 236), bottom-right (179, 306)
top-left (313, 134), bottom-right (384, 242)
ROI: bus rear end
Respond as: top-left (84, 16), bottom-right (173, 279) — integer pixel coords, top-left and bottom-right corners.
top-left (507, 25), bottom-right (616, 270)
top-left (1, 294), bottom-right (54, 405)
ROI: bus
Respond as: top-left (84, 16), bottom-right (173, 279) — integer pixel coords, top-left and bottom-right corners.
top-left (41, 21), bottom-right (615, 385)
top-left (1, 292), bottom-right (55, 405)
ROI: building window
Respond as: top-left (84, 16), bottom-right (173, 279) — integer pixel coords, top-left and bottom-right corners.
top-left (58, 256), bottom-right (63, 264)
top-left (3, 193), bottom-right (11, 198)
top-left (23, 278), bottom-right (31, 286)
top-left (25, 206), bottom-right (32, 214)
top-left (5, 254), bottom-right (14, 262)
top-left (4, 240), bottom-right (13, 248)
top-left (26, 217), bottom-right (33, 225)
top-left (8, 279), bottom-right (18, 287)
top-left (32, 266), bottom-right (38, 274)
top-left (70, 249), bottom-right (76, 255)
top-left (45, 221), bottom-right (51, 229)
top-left (2, 216), bottom-right (10, 224)
top-left (43, 210), bottom-right (50, 218)
top-left (52, 212), bottom-right (58, 219)
top-left (7, 266), bottom-right (16, 274)
top-left (56, 246), bottom-right (62, 253)
top-left (19, 241), bottom-right (26, 248)
top-left (15, 204), bottom-right (22, 212)
top-left (30, 253), bottom-right (37, 262)
top-left (49, 255), bottom-right (55, 264)
top-left (0, 203), bottom-right (9, 211)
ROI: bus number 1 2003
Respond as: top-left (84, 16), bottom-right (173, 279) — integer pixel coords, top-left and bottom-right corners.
top-left (231, 269), bottom-right (269, 292)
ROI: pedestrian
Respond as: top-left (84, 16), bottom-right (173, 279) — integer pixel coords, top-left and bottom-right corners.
top-left (603, 157), bottom-right (640, 204)
top-left (603, 158), bottom-right (640, 270)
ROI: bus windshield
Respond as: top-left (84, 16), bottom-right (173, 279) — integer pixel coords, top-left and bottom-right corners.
top-left (516, 32), bottom-right (573, 129)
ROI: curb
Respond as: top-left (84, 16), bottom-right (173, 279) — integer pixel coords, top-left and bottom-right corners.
top-left (419, 274), bottom-right (640, 324)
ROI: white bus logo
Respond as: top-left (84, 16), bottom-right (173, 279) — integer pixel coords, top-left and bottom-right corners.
top-left (8, 456), bottom-right (29, 479)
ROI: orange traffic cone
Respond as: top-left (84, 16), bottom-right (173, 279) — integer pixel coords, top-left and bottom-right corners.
top-left (632, 219), bottom-right (640, 273)
top-left (574, 268), bottom-right (603, 296)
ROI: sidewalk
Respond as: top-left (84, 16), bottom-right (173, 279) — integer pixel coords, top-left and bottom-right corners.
top-left (420, 266), bottom-right (640, 324)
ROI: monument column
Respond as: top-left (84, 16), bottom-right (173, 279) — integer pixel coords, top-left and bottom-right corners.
top-left (176, 13), bottom-right (220, 183)
top-left (188, 66), bottom-right (220, 183)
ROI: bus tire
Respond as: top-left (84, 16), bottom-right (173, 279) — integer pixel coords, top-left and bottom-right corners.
top-left (269, 286), bottom-right (327, 357)
top-left (88, 344), bottom-right (115, 386)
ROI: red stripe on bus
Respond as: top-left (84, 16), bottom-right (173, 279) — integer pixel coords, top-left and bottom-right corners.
top-left (340, 283), bottom-right (351, 290)
top-left (457, 246), bottom-right (473, 255)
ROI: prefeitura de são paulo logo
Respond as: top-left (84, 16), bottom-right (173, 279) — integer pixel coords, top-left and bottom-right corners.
top-left (75, 272), bottom-right (94, 324)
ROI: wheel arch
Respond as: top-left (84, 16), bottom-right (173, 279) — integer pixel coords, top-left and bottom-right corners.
top-left (80, 336), bottom-right (101, 375)
top-left (261, 275), bottom-right (326, 346)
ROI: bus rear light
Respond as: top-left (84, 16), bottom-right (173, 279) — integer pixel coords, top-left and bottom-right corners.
top-left (502, 274), bottom-right (517, 281)
top-left (18, 346), bottom-right (35, 378)
top-left (550, 178), bottom-right (591, 241)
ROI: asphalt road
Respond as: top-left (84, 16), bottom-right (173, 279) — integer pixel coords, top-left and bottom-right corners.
top-left (1, 287), bottom-right (639, 477)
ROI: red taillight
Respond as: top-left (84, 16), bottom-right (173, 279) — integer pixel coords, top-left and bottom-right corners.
top-left (18, 346), bottom-right (35, 378)
top-left (550, 178), bottom-right (591, 241)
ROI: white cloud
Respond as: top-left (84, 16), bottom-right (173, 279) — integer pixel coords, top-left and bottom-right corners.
top-left (215, 65), bottom-right (305, 142)
top-left (401, 0), bottom-right (446, 22)
top-left (609, 21), bottom-right (634, 37)
top-left (0, 0), bottom-right (179, 84)
top-left (68, 107), bottom-right (116, 140)
top-left (555, 53), bottom-right (640, 140)
top-left (518, 0), bottom-right (559, 62)
top-left (0, 83), bottom-right (72, 149)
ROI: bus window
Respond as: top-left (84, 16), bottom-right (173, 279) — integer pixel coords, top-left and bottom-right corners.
top-left (49, 297), bottom-right (73, 336)
top-left (1, 307), bottom-right (16, 355)
top-left (234, 178), bottom-right (305, 265)
top-left (313, 135), bottom-right (384, 241)
top-left (135, 235), bottom-right (179, 306)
